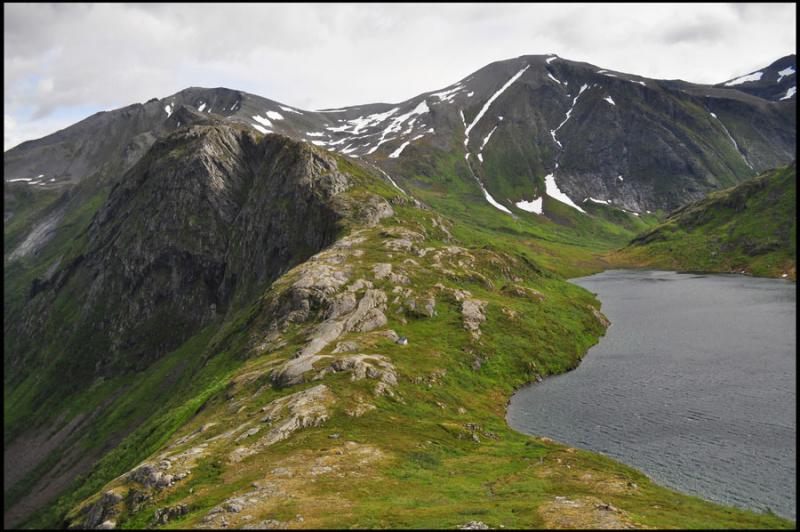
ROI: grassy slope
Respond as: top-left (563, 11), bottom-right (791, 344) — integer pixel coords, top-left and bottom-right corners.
top-left (610, 163), bottom-right (796, 280)
top-left (4, 149), bottom-right (792, 529)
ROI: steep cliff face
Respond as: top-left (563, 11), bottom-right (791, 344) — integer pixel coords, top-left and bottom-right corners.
top-left (6, 121), bottom-right (386, 388)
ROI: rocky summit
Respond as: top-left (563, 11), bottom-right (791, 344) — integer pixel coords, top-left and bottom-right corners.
top-left (3, 51), bottom-right (796, 530)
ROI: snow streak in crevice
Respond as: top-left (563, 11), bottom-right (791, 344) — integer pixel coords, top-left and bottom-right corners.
top-left (464, 65), bottom-right (529, 147)
top-left (709, 112), bottom-right (754, 170)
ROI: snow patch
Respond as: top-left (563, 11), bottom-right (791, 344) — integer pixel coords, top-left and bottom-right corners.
top-left (464, 65), bottom-right (529, 146)
top-left (479, 125), bottom-right (497, 152)
top-left (306, 131), bottom-right (326, 137)
top-left (549, 130), bottom-right (562, 149)
top-left (430, 84), bottom-right (463, 102)
top-left (618, 175), bottom-right (624, 181)
top-left (365, 136), bottom-right (397, 155)
top-left (777, 66), bottom-right (796, 82)
top-left (252, 115), bottom-right (273, 128)
top-left (546, 56), bottom-right (557, 64)
top-left (724, 71), bottom-right (763, 86)
top-left (587, 197), bottom-right (610, 205)
top-left (467, 91), bottom-right (474, 97)
top-left (265, 110), bottom-right (284, 120)
top-left (366, 101), bottom-right (430, 154)
top-left (198, 102), bottom-right (206, 112)
top-left (516, 197), bottom-right (543, 214)
top-left (479, 183), bottom-right (512, 214)
top-left (164, 104), bottom-right (172, 117)
top-left (549, 83), bottom-right (589, 147)
top-left (477, 154), bottom-right (483, 163)
top-left (604, 95), bottom-right (616, 106)
top-left (389, 141), bottom-right (411, 158)
top-left (252, 123), bottom-right (269, 134)
top-left (279, 105), bottom-right (303, 114)
top-left (327, 107), bottom-right (399, 134)
top-left (7, 178), bottom-right (34, 182)
top-left (709, 112), bottom-right (753, 169)
top-left (547, 73), bottom-right (562, 85)
top-left (544, 173), bottom-right (585, 213)
top-left (780, 86), bottom-right (796, 100)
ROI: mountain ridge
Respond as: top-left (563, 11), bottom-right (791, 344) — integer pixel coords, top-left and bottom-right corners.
top-left (5, 53), bottom-right (795, 217)
top-left (3, 52), bottom-right (797, 530)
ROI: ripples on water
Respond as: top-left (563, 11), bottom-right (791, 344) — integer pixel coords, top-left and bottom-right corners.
top-left (506, 270), bottom-right (796, 520)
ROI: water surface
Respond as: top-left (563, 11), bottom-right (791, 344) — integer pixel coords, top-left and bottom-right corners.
top-left (507, 270), bottom-right (796, 519)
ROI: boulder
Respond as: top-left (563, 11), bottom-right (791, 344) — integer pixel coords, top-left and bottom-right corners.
top-left (461, 299), bottom-right (487, 339)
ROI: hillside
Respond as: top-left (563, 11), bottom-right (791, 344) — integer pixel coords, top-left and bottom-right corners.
top-left (4, 53), bottom-right (796, 530)
top-left (611, 163), bottom-right (796, 279)
top-left (3, 123), bottom-right (792, 530)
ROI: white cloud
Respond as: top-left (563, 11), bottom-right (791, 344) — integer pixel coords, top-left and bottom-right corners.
top-left (3, 3), bottom-right (796, 150)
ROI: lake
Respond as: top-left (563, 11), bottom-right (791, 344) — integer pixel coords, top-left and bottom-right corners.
top-left (507, 270), bottom-right (796, 519)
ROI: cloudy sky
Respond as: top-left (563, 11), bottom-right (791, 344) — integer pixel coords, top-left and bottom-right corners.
top-left (4, 3), bottom-right (796, 151)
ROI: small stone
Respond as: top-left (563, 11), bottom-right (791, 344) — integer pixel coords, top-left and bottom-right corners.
top-left (458, 521), bottom-right (489, 530)
top-left (224, 501), bottom-right (244, 513)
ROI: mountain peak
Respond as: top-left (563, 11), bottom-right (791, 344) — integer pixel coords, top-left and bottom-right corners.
top-left (715, 54), bottom-right (796, 101)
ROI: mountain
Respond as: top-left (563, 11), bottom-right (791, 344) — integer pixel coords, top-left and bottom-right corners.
top-left (611, 162), bottom-right (796, 279)
top-left (5, 55), bottom-right (796, 216)
top-left (4, 54), bottom-right (796, 530)
top-left (714, 54), bottom-right (797, 102)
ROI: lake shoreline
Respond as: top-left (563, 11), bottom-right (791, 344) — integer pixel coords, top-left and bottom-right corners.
top-left (506, 269), bottom-right (797, 521)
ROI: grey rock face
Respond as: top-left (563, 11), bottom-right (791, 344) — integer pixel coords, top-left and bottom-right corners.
top-left (80, 491), bottom-right (124, 529)
top-left (271, 287), bottom-right (388, 387)
top-left (461, 299), bottom-right (487, 339)
top-left (230, 384), bottom-right (334, 462)
top-left (12, 125), bottom-right (353, 377)
top-left (153, 504), bottom-right (188, 525)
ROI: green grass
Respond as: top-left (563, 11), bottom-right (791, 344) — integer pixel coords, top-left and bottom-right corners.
top-left (4, 144), bottom-right (793, 529)
top-left (612, 163), bottom-right (796, 279)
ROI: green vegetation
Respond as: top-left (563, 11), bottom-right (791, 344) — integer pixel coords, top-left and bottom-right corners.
top-left (4, 136), bottom-right (794, 530)
top-left (611, 163), bottom-right (796, 279)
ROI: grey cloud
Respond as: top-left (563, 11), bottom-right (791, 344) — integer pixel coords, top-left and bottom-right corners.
top-left (660, 19), bottom-right (728, 44)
